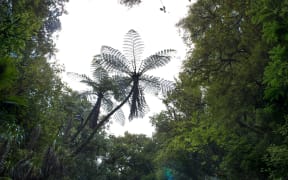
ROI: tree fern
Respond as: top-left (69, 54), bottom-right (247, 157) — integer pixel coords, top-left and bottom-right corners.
top-left (73, 29), bottom-right (175, 155)
top-left (94, 29), bottom-right (175, 120)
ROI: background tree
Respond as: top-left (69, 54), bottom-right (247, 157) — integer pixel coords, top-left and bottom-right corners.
top-left (68, 66), bottom-right (123, 134)
top-left (67, 66), bottom-right (126, 156)
top-left (147, 0), bottom-right (288, 179)
top-left (97, 132), bottom-right (156, 179)
top-left (252, 0), bottom-right (288, 178)
top-left (0, 0), bottom-right (70, 178)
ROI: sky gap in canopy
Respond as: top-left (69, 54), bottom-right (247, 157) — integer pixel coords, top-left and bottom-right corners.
top-left (55, 0), bottom-right (193, 136)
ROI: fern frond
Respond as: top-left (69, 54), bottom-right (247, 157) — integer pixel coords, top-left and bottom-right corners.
top-left (79, 90), bottom-right (97, 101)
top-left (112, 108), bottom-right (125, 126)
top-left (140, 75), bottom-right (175, 95)
top-left (91, 65), bottom-right (109, 82)
top-left (112, 75), bottom-right (132, 101)
top-left (123, 29), bottom-right (144, 69)
top-left (67, 72), bottom-right (100, 89)
top-left (139, 49), bottom-right (176, 73)
top-left (95, 46), bottom-right (131, 74)
top-left (102, 96), bottom-right (113, 112)
top-left (67, 72), bottom-right (93, 82)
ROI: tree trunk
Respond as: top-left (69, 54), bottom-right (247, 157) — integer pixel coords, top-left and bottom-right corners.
top-left (72, 86), bottom-right (134, 156)
top-left (70, 95), bottom-right (103, 143)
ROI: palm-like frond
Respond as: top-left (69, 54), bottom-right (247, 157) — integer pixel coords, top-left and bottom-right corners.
top-left (68, 69), bottom-right (122, 129)
top-left (140, 75), bottom-right (174, 95)
top-left (73, 29), bottom-right (175, 155)
top-left (67, 72), bottom-right (100, 90)
top-left (102, 96), bottom-right (113, 112)
top-left (139, 49), bottom-right (176, 74)
top-left (112, 75), bottom-right (132, 101)
top-left (78, 90), bottom-right (97, 98)
top-left (102, 95), bottom-right (126, 125)
top-left (67, 72), bottom-right (93, 83)
top-left (92, 65), bottom-right (109, 83)
top-left (123, 29), bottom-right (144, 70)
top-left (92, 29), bottom-right (175, 120)
top-left (93, 47), bottom-right (131, 74)
top-left (112, 107), bottom-right (125, 125)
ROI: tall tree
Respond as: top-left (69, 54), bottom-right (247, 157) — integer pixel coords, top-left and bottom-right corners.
top-left (0, 0), bottom-right (69, 178)
top-left (149, 0), bottom-right (288, 179)
top-left (95, 29), bottom-right (175, 120)
top-left (252, 0), bottom-right (288, 178)
top-left (67, 66), bottom-right (124, 142)
top-left (73, 29), bottom-right (175, 155)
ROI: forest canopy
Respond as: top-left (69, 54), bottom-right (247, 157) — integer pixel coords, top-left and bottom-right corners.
top-left (0, 0), bottom-right (288, 179)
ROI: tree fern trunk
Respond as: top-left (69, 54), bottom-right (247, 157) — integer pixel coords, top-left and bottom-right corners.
top-left (70, 95), bottom-right (103, 143)
top-left (72, 86), bottom-right (134, 156)
top-left (89, 95), bottom-right (102, 129)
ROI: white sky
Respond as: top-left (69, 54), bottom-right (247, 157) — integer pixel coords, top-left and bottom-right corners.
top-left (55, 0), bottom-right (193, 137)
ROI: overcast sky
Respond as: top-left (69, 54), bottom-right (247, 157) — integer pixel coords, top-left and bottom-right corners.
top-left (55, 0), bottom-right (193, 136)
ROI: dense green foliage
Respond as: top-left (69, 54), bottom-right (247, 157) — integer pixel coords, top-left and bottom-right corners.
top-left (0, 0), bottom-right (73, 179)
top-left (97, 132), bottom-right (156, 179)
top-left (1, 0), bottom-right (288, 179)
top-left (147, 0), bottom-right (288, 179)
